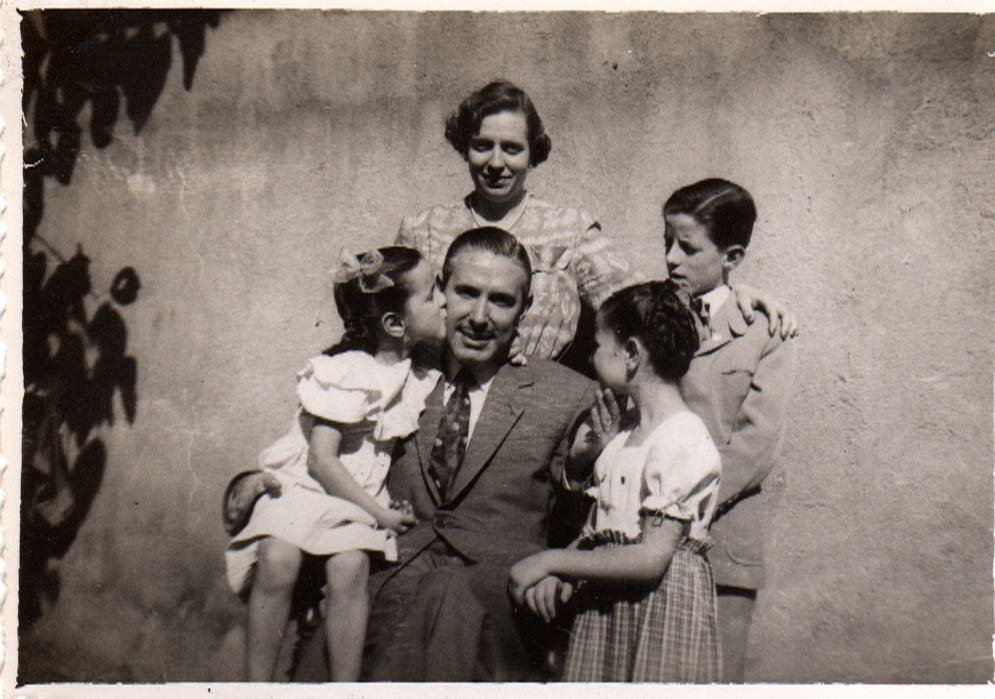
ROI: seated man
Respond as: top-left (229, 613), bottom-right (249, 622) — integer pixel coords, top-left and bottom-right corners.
top-left (226, 227), bottom-right (598, 681)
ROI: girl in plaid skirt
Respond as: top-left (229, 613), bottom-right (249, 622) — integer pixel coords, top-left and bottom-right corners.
top-left (509, 280), bottom-right (722, 681)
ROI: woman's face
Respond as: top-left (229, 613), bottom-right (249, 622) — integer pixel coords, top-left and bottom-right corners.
top-left (466, 110), bottom-right (531, 205)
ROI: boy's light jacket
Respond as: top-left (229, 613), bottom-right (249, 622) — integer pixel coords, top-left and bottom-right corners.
top-left (680, 298), bottom-right (797, 590)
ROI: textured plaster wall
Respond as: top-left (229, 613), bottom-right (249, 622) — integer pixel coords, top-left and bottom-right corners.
top-left (19, 11), bottom-right (994, 683)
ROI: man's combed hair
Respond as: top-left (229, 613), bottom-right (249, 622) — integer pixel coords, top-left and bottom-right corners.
top-left (599, 280), bottom-right (701, 382)
top-left (442, 227), bottom-right (533, 300)
top-left (663, 178), bottom-right (757, 250)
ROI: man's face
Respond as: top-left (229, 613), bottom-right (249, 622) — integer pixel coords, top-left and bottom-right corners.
top-left (442, 248), bottom-right (530, 368)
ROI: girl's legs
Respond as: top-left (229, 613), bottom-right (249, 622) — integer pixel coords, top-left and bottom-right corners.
top-left (324, 550), bottom-right (371, 681)
top-left (246, 537), bottom-right (303, 680)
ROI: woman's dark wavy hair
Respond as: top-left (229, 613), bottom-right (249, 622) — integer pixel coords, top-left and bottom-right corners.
top-left (444, 80), bottom-right (552, 167)
top-left (324, 246), bottom-right (423, 358)
top-left (663, 178), bottom-right (757, 250)
top-left (598, 280), bottom-right (701, 382)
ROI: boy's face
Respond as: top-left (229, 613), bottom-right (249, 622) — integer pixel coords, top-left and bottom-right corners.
top-left (664, 213), bottom-right (728, 298)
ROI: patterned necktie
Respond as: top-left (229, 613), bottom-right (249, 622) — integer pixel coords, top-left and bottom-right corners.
top-left (429, 370), bottom-right (473, 502)
top-left (693, 296), bottom-right (711, 342)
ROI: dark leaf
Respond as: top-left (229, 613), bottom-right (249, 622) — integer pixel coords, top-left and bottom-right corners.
top-left (121, 24), bottom-right (172, 134)
top-left (90, 303), bottom-right (127, 358)
top-left (110, 266), bottom-right (141, 305)
top-left (90, 86), bottom-right (120, 148)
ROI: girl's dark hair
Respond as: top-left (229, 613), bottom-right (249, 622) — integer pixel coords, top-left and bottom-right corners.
top-left (663, 178), bottom-right (757, 250)
top-left (324, 246), bottom-right (423, 358)
top-left (444, 80), bottom-right (552, 167)
top-left (598, 280), bottom-right (701, 382)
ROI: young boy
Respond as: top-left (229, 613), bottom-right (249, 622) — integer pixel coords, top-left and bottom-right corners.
top-left (664, 178), bottom-right (796, 682)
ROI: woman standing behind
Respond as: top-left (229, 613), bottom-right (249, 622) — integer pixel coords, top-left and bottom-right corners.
top-left (396, 80), bottom-right (634, 363)
top-left (397, 80), bottom-right (795, 366)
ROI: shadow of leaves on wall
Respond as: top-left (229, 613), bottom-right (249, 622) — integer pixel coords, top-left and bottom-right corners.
top-left (20, 9), bottom-right (222, 631)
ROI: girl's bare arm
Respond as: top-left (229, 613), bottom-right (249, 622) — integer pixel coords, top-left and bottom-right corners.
top-left (509, 516), bottom-right (684, 604)
top-left (307, 420), bottom-right (413, 532)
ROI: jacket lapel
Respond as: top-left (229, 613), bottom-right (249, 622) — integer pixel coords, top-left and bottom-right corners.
top-left (695, 299), bottom-right (748, 357)
top-left (448, 364), bottom-right (530, 501)
top-left (415, 379), bottom-right (445, 506)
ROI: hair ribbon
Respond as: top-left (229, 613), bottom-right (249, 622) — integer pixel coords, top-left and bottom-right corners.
top-left (332, 248), bottom-right (394, 294)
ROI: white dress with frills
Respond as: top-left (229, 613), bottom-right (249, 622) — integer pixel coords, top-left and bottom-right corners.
top-left (225, 351), bottom-right (440, 595)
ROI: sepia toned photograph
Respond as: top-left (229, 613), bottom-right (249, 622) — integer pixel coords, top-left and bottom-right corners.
top-left (5, 6), bottom-right (993, 694)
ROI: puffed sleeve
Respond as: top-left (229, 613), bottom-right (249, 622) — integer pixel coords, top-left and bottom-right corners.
top-left (641, 422), bottom-right (720, 524)
top-left (375, 366), bottom-right (441, 440)
top-left (296, 353), bottom-right (382, 424)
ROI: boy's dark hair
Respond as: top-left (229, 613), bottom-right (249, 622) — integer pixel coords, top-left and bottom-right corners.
top-left (444, 80), bottom-right (552, 167)
top-left (599, 280), bottom-right (701, 382)
top-left (663, 178), bottom-right (757, 250)
top-left (325, 246), bottom-right (423, 358)
top-left (442, 226), bottom-right (533, 301)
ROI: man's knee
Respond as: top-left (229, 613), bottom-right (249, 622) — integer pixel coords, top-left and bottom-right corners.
top-left (459, 563), bottom-right (547, 680)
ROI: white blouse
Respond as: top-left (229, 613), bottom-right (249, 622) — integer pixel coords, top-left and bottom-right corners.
top-left (584, 411), bottom-right (721, 542)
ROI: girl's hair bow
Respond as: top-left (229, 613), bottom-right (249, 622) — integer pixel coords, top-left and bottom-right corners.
top-left (332, 248), bottom-right (394, 294)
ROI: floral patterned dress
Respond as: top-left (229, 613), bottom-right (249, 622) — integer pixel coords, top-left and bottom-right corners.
top-left (397, 194), bottom-right (637, 361)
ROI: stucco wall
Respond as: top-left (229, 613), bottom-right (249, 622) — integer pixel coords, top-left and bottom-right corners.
top-left (17, 11), bottom-right (994, 683)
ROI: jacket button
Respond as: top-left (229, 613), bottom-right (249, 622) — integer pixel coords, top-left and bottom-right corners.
top-left (434, 516), bottom-right (446, 528)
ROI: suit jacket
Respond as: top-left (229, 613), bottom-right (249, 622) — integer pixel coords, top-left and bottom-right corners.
top-left (385, 358), bottom-right (596, 571)
top-left (680, 297), bottom-right (796, 590)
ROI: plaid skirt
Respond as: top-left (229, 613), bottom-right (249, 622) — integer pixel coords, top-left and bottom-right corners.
top-left (562, 539), bottom-right (721, 682)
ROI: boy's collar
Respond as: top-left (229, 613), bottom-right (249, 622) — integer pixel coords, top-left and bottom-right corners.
top-left (694, 284), bottom-right (749, 354)
top-left (698, 284), bottom-right (731, 321)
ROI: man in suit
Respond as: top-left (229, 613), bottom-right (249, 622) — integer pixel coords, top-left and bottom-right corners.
top-left (363, 226), bottom-right (595, 681)
top-left (226, 226), bottom-right (596, 681)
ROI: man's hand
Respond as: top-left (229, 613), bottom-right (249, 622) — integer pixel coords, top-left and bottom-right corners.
top-left (733, 284), bottom-right (800, 339)
top-left (223, 470), bottom-right (281, 536)
top-left (522, 575), bottom-right (574, 623)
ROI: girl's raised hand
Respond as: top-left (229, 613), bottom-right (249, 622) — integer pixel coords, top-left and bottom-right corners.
top-left (567, 388), bottom-right (626, 479)
top-left (589, 388), bottom-right (623, 451)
